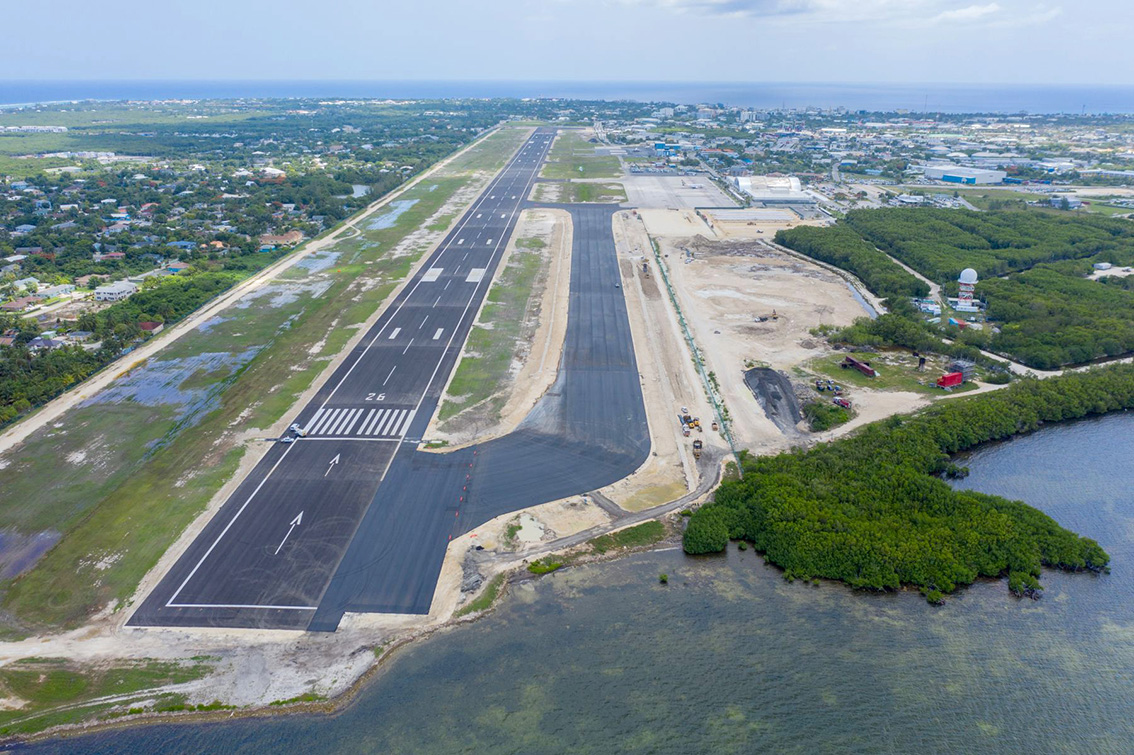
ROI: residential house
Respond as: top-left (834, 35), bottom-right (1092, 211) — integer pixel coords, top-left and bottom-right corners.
top-left (138, 321), bottom-right (164, 335)
top-left (30, 284), bottom-right (75, 300)
top-left (1, 296), bottom-right (38, 312)
top-left (94, 281), bottom-right (138, 302)
top-left (258, 230), bottom-right (303, 247)
top-left (27, 336), bottom-right (64, 350)
top-left (166, 261), bottom-right (191, 274)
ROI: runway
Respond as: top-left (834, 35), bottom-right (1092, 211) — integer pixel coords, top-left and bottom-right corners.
top-left (131, 128), bottom-right (650, 631)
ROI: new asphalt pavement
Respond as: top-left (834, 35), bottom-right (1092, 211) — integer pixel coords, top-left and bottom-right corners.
top-left (131, 129), bottom-right (650, 631)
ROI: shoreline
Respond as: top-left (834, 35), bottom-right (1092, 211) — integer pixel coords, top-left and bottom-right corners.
top-left (10, 517), bottom-right (696, 747)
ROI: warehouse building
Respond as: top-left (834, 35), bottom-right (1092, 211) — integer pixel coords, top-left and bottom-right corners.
top-left (732, 175), bottom-right (815, 204)
top-left (923, 166), bottom-right (1006, 184)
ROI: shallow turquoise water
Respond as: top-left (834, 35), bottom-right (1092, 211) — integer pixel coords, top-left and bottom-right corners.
top-left (29, 413), bottom-right (1134, 754)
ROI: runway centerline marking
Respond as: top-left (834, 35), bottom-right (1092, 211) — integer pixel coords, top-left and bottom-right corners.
top-left (402, 338), bottom-right (414, 355)
top-left (159, 131), bottom-right (556, 612)
top-left (383, 366), bottom-right (396, 385)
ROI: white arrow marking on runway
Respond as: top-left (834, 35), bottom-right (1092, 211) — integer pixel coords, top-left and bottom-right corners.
top-left (325, 453), bottom-right (341, 477)
top-left (274, 511), bottom-right (303, 555)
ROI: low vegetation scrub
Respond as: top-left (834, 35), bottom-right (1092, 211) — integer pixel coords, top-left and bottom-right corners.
top-left (588, 521), bottom-right (666, 555)
top-left (802, 401), bottom-right (850, 432)
top-left (527, 558), bottom-right (563, 575)
top-left (684, 365), bottom-right (1131, 600)
top-left (455, 574), bottom-right (506, 617)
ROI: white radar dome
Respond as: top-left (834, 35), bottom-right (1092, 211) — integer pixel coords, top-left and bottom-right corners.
top-left (959, 268), bottom-right (978, 284)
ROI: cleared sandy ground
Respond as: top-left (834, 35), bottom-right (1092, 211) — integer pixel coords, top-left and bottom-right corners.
top-left (703, 210), bottom-right (829, 241)
top-left (657, 233), bottom-right (875, 453)
top-left (601, 211), bottom-right (718, 512)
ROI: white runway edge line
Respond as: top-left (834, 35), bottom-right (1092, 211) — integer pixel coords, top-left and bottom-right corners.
top-left (164, 132), bottom-right (554, 609)
top-left (165, 440), bottom-right (311, 608)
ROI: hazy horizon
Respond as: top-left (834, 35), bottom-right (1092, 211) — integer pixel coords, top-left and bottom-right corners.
top-left (7, 0), bottom-right (1131, 86)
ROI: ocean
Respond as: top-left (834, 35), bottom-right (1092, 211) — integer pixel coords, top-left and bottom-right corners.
top-left (26, 411), bottom-right (1134, 754)
top-left (2, 80), bottom-right (1133, 114)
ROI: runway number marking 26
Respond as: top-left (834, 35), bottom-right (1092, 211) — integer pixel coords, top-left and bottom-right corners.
top-left (366, 393), bottom-right (387, 401)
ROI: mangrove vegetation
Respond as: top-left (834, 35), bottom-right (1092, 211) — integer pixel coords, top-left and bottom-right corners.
top-left (683, 364), bottom-right (1132, 601)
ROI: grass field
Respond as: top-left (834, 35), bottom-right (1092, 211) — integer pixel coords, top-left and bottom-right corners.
top-left (807, 351), bottom-right (980, 395)
top-left (0, 657), bottom-right (211, 737)
top-left (439, 234), bottom-right (546, 424)
top-left (0, 127), bottom-right (530, 634)
top-left (533, 181), bottom-right (626, 203)
top-left (540, 132), bottom-right (621, 180)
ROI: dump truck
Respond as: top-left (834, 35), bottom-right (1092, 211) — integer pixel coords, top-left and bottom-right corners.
top-left (692, 439), bottom-right (703, 459)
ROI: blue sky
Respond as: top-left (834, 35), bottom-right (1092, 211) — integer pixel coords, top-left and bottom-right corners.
top-left (6, 0), bottom-right (1131, 84)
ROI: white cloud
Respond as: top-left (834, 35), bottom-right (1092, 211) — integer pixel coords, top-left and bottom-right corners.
top-left (931, 2), bottom-right (1001, 22)
top-left (618, 0), bottom-right (943, 21)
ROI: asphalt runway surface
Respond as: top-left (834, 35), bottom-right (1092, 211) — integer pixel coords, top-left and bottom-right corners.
top-left (131, 129), bottom-right (649, 631)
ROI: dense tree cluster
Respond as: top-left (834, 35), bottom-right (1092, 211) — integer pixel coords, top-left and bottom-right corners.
top-left (844, 207), bottom-right (1134, 281)
top-left (781, 209), bottom-right (1134, 369)
top-left (684, 365), bottom-right (1131, 600)
top-left (775, 224), bottom-right (929, 301)
top-left (980, 266), bottom-right (1134, 368)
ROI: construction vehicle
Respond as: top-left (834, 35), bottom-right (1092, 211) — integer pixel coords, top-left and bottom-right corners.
top-left (937, 371), bottom-right (963, 389)
top-left (711, 421), bottom-right (719, 432)
top-left (692, 439), bottom-right (703, 459)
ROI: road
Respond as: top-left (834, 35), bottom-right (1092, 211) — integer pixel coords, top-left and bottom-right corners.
top-left (131, 130), bottom-right (651, 632)
top-left (0, 127), bottom-right (506, 460)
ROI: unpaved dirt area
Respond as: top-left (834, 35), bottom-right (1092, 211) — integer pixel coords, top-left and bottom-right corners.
top-left (637, 208), bottom-right (716, 239)
top-left (605, 212), bottom-right (725, 511)
top-left (703, 209), bottom-right (830, 242)
top-left (659, 235), bottom-right (872, 453)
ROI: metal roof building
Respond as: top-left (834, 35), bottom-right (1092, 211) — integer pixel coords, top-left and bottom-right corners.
top-left (923, 166), bottom-right (1006, 185)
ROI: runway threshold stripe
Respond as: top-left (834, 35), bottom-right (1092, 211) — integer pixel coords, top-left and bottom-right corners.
top-left (378, 410), bottom-right (401, 436)
top-left (311, 408), bottom-right (339, 435)
top-left (341, 409), bottom-right (364, 435)
top-left (338, 408), bottom-right (362, 435)
top-left (358, 409), bottom-right (377, 434)
top-left (390, 409), bottom-right (409, 435)
top-left (328, 409), bottom-right (354, 435)
top-left (373, 410), bottom-right (394, 436)
top-left (368, 410), bottom-right (390, 435)
top-left (366, 409), bottom-right (387, 435)
top-left (303, 408), bottom-right (324, 434)
top-left (395, 409), bottom-right (416, 436)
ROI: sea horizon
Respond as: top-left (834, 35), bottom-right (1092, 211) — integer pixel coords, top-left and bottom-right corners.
top-left (1, 79), bottom-right (1133, 114)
